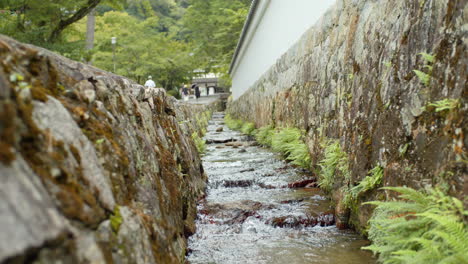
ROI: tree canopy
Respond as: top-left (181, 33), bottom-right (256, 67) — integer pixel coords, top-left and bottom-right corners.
top-left (0, 0), bottom-right (251, 89)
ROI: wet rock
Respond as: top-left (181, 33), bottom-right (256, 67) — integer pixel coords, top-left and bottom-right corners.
top-left (239, 168), bottom-right (254, 173)
top-left (280, 198), bottom-right (305, 204)
top-left (286, 178), bottom-right (317, 188)
top-left (238, 149), bottom-right (247, 153)
top-left (267, 212), bottom-right (335, 228)
top-left (206, 138), bottom-right (236, 144)
top-left (222, 180), bottom-right (253, 188)
top-left (257, 183), bottom-right (277, 189)
top-left (216, 127), bottom-right (223, 132)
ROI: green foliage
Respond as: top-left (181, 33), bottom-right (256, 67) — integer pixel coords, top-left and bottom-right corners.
top-left (191, 132), bottom-right (206, 154)
top-left (182, 0), bottom-right (249, 74)
top-left (271, 128), bottom-right (301, 153)
top-left (318, 140), bottom-right (350, 192)
top-left (110, 206), bottom-right (122, 233)
top-left (224, 114), bottom-right (243, 130)
top-left (167, 89), bottom-right (181, 99)
top-left (271, 127), bottom-right (311, 169)
top-left (255, 125), bottom-right (275, 147)
top-left (413, 70), bottom-right (431, 86)
top-left (427, 99), bottom-right (460, 113)
top-left (419, 52), bottom-right (435, 64)
top-left (241, 122), bottom-right (256, 136)
top-left (413, 52), bottom-right (435, 86)
top-left (364, 187), bottom-right (468, 264)
top-left (348, 165), bottom-right (383, 202)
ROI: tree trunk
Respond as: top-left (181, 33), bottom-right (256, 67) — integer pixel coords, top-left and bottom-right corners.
top-left (85, 8), bottom-right (96, 64)
top-left (48, 0), bottom-right (101, 42)
top-left (86, 9), bottom-right (96, 50)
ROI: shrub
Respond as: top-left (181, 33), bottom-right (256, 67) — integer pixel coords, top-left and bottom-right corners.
top-left (318, 140), bottom-right (350, 192)
top-left (364, 187), bottom-right (468, 264)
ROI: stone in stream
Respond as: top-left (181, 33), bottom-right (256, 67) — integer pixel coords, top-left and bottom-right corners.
top-left (267, 212), bottom-right (335, 228)
top-left (239, 168), bottom-right (254, 173)
top-left (216, 127), bottom-right (223, 132)
top-left (222, 180), bottom-right (253, 188)
top-left (238, 148), bottom-right (247, 153)
top-left (206, 138), bottom-right (236, 144)
top-left (286, 178), bottom-right (317, 188)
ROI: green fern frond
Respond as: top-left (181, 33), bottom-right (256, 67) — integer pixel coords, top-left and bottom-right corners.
top-left (365, 187), bottom-right (468, 264)
top-left (413, 70), bottom-right (431, 86)
top-left (255, 125), bottom-right (275, 146)
top-left (241, 122), bottom-right (256, 135)
top-left (418, 52), bottom-right (435, 64)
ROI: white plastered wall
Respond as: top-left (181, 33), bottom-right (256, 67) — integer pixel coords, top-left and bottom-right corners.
top-left (231, 0), bottom-right (336, 100)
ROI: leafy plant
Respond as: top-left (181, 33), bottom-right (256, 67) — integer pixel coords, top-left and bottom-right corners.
top-left (348, 165), bottom-right (383, 201)
top-left (285, 142), bottom-right (311, 169)
top-left (413, 70), bottom-right (431, 86)
top-left (255, 125), bottom-right (275, 146)
top-left (427, 99), bottom-right (460, 112)
top-left (224, 114), bottom-right (243, 130)
top-left (318, 140), bottom-right (350, 192)
top-left (270, 127), bottom-right (310, 169)
top-left (413, 52), bottom-right (435, 86)
top-left (191, 132), bottom-right (206, 154)
top-left (419, 52), bottom-right (435, 64)
top-left (110, 206), bottom-right (123, 233)
top-left (364, 187), bottom-right (468, 264)
top-left (241, 122), bottom-right (256, 135)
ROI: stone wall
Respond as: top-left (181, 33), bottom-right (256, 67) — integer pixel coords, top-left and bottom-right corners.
top-left (228, 0), bottom-right (466, 232)
top-left (0, 35), bottom-right (213, 263)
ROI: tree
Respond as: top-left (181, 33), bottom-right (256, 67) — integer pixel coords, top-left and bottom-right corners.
top-left (0, 0), bottom-right (124, 44)
top-left (182, 0), bottom-right (250, 73)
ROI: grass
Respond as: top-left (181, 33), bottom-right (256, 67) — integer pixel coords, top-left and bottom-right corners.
top-left (364, 187), bottom-right (468, 264)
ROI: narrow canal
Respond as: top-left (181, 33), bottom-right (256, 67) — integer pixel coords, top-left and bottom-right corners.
top-left (187, 113), bottom-right (376, 264)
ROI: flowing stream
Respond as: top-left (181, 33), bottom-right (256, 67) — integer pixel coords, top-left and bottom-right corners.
top-left (187, 113), bottom-right (376, 264)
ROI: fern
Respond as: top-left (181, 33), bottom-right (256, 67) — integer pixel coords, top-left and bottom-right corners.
top-left (348, 165), bottom-right (383, 201)
top-left (419, 52), bottom-right (435, 64)
top-left (364, 187), bottom-right (468, 264)
top-left (255, 125), bottom-right (275, 146)
top-left (191, 132), bottom-right (206, 154)
top-left (270, 127), bottom-right (311, 169)
top-left (241, 122), bottom-right (256, 135)
top-left (285, 141), bottom-right (311, 169)
top-left (318, 140), bottom-right (350, 192)
top-left (413, 70), bottom-right (431, 86)
top-left (224, 114), bottom-right (243, 130)
top-left (271, 128), bottom-right (302, 154)
top-left (427, 99), bottom-right (460, 112)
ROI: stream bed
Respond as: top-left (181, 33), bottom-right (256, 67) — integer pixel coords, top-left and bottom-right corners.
top-left (186, 112), bottom-right (376, 264)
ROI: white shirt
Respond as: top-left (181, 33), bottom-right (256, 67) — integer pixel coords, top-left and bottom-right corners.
top-left (144, 80), bottom-right (156, 88)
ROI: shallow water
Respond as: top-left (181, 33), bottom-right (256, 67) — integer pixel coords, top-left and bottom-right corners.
top-left (187, 113), bottom-right (376, 264)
